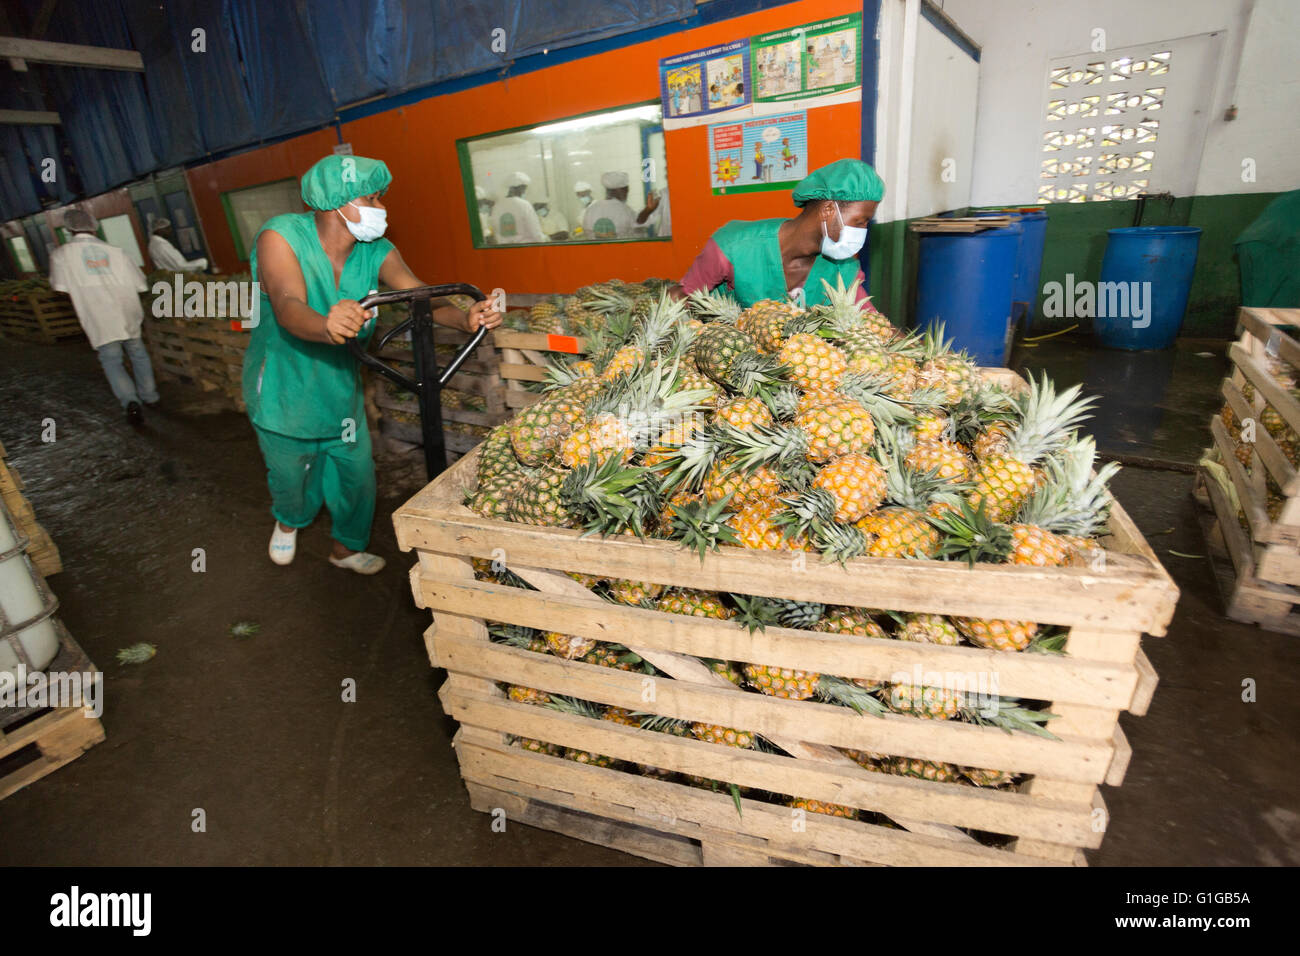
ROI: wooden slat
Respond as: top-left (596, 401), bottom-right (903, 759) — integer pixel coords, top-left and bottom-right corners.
top-left (416, 572), bottom-right (1141, 709)
top-left (442, 686), bottom-right (1101, 845)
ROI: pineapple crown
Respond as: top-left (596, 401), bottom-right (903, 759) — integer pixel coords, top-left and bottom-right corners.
top-left (713, 421), bottom-right (810, 474)
top-left (489, 623), bottom-right (541, 648)
top-left (671, 496), bottom-right (741, 560)
top-left (685, 287), bottom-right (743, 325)
top-left (763, 383), bottom-right (803, 421)
top-left (1016, 436), bottom-right (1119, 536)
top-left (1005, 373), bottom-right (1097, 463)
top-left (727, 350), bottom-right (787, 398)
top-left (878, 430), bottom-right (968, 509)
top-left (544, 694), bottom-right (604, 719)
top-left (816, 675), bottom-right (888, 716)
top-left (838, 371), bottom-right (917, 426)
top-left (561, 456), bottom-right (653, 538)
top-left (727, 593), bottom-right (784, 633)
top-left (931, 498), bottom-right (1013, 566)
top-left (951, 381), bottom-right (1017, 444)
top-left (816, 275), bottom-right (869, 332)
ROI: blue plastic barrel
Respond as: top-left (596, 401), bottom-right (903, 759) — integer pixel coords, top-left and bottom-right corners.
top-left (916, 221), bottom-right (1022, 366)
top-left (1094, 226), bottom-right (1202, 350)
top-left (972, 208), bottom-right (1049, 331)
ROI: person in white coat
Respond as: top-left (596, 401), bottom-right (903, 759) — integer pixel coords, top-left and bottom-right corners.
top-left (582, 171), bottom-right (638, 240)
top-left (49, 209), bottom-right (158, 423)
top-left (490, 171), bottom-right (547, 244)
top-left (148, 216), bottom-right (208, 272)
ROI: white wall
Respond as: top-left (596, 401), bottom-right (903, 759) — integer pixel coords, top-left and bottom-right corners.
top-left (873, 0), bottom-right (980, 223)
top-left (940, 0), bottom-right (1299, 203)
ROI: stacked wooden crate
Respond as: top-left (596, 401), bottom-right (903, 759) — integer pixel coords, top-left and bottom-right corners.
top-left (372, 299), bottom-right (510, 466)
top-left (393, 436), bottom-right (1177, 867)
top-left (0, 286), bottom-right (84, 344)
top-left (1198, 306), bottom-right (1300, 634)
top-left (0, 439), bottom-right (61, 577)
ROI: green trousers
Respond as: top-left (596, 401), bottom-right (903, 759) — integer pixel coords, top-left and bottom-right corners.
top-left (253, 423), bottom-right (376, 551)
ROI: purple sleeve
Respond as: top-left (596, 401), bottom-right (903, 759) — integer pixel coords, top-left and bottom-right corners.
top-left (680, 238), bottom-right (733, 295)
top-left (854, 269), bottom-right (879, 312)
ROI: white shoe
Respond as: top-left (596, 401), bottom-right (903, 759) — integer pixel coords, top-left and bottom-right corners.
top-left (269, 523), bottom-right (297, 565)
top-left (328, 551), bottom-right (386, 575)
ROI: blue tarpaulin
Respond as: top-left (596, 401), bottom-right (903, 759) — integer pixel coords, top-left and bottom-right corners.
top-left (1, 0), bottom-right (704, 218)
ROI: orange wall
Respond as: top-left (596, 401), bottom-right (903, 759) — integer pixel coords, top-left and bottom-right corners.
top-left (185, 0), bottom-right (861, 293)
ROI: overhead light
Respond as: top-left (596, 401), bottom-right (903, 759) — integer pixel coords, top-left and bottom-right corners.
top-left (532, 105), bottom-right (661, 136)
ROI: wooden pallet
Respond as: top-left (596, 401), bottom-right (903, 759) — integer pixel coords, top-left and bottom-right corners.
top-left (909, 216), bottom-right (1014, 233)
top-left (1, 623), bottom-right (105, 801)
top-left (1209, 308), bottom-right (1300, 594)
top-left (1194, 469), bottom-right (1300, 635)
top-left (0, 291), bottom-right (84, 344)
top-left (493, 329), bottom-right (590, 412)
top-left (0, 455), bottom-right (62, 576)
top-left (394, 428), bottom-right (1177, 866)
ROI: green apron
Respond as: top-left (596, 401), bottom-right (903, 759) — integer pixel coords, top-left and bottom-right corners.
top-left (711, 217), bottom-right (860, 308)
top-left (242, 212), bottom-right (394, 438)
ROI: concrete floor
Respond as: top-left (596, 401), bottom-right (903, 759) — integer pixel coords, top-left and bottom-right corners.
top-left (0, 336), bottom-right (1297, 866)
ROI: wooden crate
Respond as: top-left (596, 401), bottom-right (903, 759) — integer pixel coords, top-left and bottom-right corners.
top-left (493, 329), bottom-right (590, 413)
top-left (393, 444), bottom-right (1177, 866)
top-left (0, 291), bottom-right (84, 344)
top-left (1204, 307), bottom-right (1300, 630)
top-left (1, 622), bottom-right (105, 801)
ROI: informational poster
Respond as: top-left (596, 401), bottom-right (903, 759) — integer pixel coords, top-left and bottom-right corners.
top-left (659, 39), bottom-right (751, 120)
top-left (707, 110), bottom-right (808, 195)
top-left (750, 12), bottom-right (863, 104)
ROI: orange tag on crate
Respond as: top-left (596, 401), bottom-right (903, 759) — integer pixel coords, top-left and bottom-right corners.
top-left (546, 334), bottom-right (581, 354)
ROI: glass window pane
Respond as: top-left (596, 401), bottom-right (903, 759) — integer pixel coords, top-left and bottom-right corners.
top-left (461, 103), bottom-right (669, 248)
top-left (99, 214), bottom-right (145, 267)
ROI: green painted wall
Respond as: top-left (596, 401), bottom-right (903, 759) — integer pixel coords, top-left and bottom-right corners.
top-left (866, 192), bottom-right (1281, 339)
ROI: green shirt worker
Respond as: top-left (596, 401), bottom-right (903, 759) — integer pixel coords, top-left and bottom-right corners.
top-left (674, 158), bottom-right (884, 309)
top-left (243, 155), bottom-right (503, 574)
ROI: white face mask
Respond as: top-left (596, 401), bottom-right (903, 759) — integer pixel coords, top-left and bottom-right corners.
top-left (820, 203), bottom-right (867, 259)
top-left (338, 201), bottom-right (388, 241)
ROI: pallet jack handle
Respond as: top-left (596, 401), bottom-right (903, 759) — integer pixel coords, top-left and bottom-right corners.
top-left (346, 284), bottom-right (491, 479)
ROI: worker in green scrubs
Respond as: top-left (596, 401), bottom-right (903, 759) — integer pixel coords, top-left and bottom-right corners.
top-left (674, 158), bottom-right (885, 309)
top-left (243, 154), bottom-right (502, 574)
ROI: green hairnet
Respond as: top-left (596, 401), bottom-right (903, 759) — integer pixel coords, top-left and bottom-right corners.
top-left (300, 155), bottom-right (393, 211)
top-left (792, 159), bottom-right (885, 207)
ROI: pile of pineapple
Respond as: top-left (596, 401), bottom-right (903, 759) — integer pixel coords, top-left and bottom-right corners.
top-left (464, 276), bottom-right (1121, 824)
top-left (520, 279), bottom-right (674, 338)
top-left (1217, 354), bottom-right (1300, 526)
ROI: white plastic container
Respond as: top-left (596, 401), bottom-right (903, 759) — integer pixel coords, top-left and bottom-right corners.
top-left (0, 503), bottom-right (59, 679)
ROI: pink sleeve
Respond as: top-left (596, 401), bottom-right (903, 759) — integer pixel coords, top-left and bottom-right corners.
top-left (854, 269), bottom-right (879, 312)
top-left (680, 238), bottom-right (733, 295)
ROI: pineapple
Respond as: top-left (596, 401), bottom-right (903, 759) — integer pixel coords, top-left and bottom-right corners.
top-left (968, 374), bottom-right (1096, 521)
top-left (692, 322), bottom-right (758, 383)
top-left (953, 616), bottom-right (1038, 652)
top-left (516, 737), bottom-right (562, 756)
top-left (658, 588), bottom-right (732, 619)
top-left (601, 706), bottom-right (643, 727)
top-left (794, 398), bottom-right (876, 461)
top-left (559, 413), bottom-right (633, 467)
top-left (778, 332), bottom-right (848, 391)
top-left (728, 499), bottom-right (806, 550)
top-left (883, 682), bottom-right (963, 719)
top-left (690, 723), bottom-right (755, 748)
top-left (808, 453), bottom-right (888, 523)
top-left (475, 425), bottom-right (521, 482)
top-left (738, 298), bottom-right (813, 353)
top-left (581, 644), bottom-right (642, 670)
top-left (815, 607), bottom-right (888, 639)
top-left (856, 442), bottom-right (962, 558)
top-left (814, 274), bottom-right (898, 348)
top-left (896, 613), bottom-right (961, 645)
top-left (702, 458), bottom-right (781, 505)
top-left (508, 392), bottom-right (586, 465)
top-left (608, 578), bottom-right (665, 606)
top-left (743, 664), bottom-right (819, 699)
top-left (704, 658), bottom-right (745, 685)
top-left (714, 396), bottom-right (774, 431)
top-left (466, 470), bottom-right (527, 519)
top-left (790, 797), bottom-right (859, 819)
top-left (505, 466), bottom-right (571, 527)
top-left (905, 436), bottom-right (973, 482)
top-left (506, 685), bottom-right (551, 705)
top-left (528, 299), bottom-right (566, 334)
top-left (1016, 436), bottom-right (1120, 565)
top-left (914, 325), bottom-right (978, 403)
top-left (543, 631), bottom-right (597, 659)
top-left (565, 748), bottom-right (619, 768)
top-left (962, 766), bottom-right (1019, 787)
top-left (887, 756), bottom-right (963, 782)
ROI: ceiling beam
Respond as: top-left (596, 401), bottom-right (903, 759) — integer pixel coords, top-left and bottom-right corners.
top-left (0, 109), bottom-right (60, 125)
top-left (0, 36), bottom-right (143, 72)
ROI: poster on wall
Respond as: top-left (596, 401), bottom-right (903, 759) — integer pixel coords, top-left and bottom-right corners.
top-left (707, 110), bottom-right (808, 195)
top-left (750, 12), bottom-right (863, 105)
top-left (658, 39), bottom-right (751, 120)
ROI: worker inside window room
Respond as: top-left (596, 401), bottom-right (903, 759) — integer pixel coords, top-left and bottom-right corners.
top-left (243, 154), bottom-right (503, 575)
top-left (582, 170), bottom-right (646, 240)
top-left (48, 208), bottom-right (158, 424)
top-left (474, 186), bottom-right (495, 243)
top-left (673, 158), bottom-right (884, 309)
top-left (490, 171), bottom-right (547, 244)
top-left (147, 215), bottom-right (208, 273)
